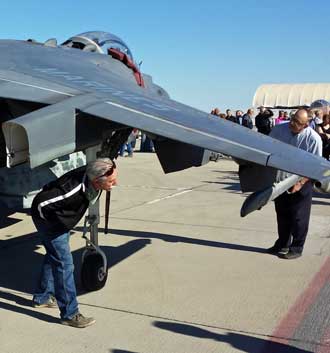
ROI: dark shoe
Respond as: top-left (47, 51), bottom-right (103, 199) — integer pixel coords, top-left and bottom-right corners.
top-left (126, 153), bottom-right (134, 158)
top-left (33, 295), bottom-right (57, 308)
top-left (267, 246), bottom-right (289, 255)
top-left (61, 313), bottom-right (96, 328)
top-left (279, 251), bottom-right (302, 260)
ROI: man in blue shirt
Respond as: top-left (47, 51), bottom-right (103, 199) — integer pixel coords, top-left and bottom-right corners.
top-left (267, 109), bottom-right (322, 259)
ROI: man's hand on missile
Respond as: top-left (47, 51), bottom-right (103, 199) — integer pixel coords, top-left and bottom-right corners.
top-left (289, 178), bottom-right (309, 193)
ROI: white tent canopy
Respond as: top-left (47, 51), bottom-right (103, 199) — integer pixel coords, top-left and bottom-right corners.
top-left (252, 83), bottom-right (330, 108)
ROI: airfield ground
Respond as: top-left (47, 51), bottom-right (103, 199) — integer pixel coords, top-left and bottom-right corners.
top-left (1, 153), bottom-right (330, 353)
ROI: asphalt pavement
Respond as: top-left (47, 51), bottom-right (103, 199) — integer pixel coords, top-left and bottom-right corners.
top-left (1, 153), bottom-right (330, 353)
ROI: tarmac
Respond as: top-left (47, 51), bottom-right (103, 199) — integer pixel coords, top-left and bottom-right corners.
top-left (1, 153), bottom-right (330, 353)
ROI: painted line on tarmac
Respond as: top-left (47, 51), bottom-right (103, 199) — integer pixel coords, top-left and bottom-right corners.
top-left (110, 184), bottom-right (205, 216)
top-left (119, 185), bottom-right (187, 191)
top-left (146, 189), bottom-right (193, 205)
top-left (261, 256), bottom-right (330, 352)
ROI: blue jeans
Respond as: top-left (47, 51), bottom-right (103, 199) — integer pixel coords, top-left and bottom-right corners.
top-left (119, 142), bottom-right (133, 156)
top-left (33, 232), bottom-right (79, 319)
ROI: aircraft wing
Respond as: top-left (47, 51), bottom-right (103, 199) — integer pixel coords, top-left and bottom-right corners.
top-left (2, 70), bottom-right (330, 188)
top-left (1, 39), bottom-right (330, 191)
top-left (82, 94), bottom-right (330, 181)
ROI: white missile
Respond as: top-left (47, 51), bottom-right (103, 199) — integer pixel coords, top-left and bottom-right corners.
top-left (240, 174), bottom-right (302, 217)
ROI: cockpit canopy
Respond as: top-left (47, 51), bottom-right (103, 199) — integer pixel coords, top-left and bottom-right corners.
top-left (62, 31), bottom-right (133, 61)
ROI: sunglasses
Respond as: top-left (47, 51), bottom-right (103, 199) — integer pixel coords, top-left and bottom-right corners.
top-left (98, 161), bottom-right (117, 179)
top-left (290, 118), bottom-right (307, 127)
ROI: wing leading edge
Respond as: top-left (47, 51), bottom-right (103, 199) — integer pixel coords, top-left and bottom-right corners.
top-left (80, 93), bottom-right (330, 184)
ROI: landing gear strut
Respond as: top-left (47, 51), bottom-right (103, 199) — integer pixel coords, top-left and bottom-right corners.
top-left (81, 215), bottom-right (108, 291)
top-left (80, 129), bottom-right (132, 291)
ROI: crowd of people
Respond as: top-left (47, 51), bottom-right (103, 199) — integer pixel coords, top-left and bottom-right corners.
top-left (210, 105), bottom-right (330, 160)
top-left (119, 104), bottom-right (330, 160)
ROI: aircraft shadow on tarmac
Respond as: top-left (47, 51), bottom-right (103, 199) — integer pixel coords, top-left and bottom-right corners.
top-left (213, 169), bottom-right (239, 175)
top-left (0, 205), bottom-right (30, 229)
top-left (0, 229), bottom-right (151, 323)
top-left (153, 321), bottom-right (316, 353)
top-left (312, 191), bottom-right (330, 207)
top-left (203, 170), bottom-right (241, 192)
top-left (105, 228), bottom-right (267, 254)
top-left (311, 199), bottom-right (330, 206)
top-left (203, 179), bottom-right (242, 192)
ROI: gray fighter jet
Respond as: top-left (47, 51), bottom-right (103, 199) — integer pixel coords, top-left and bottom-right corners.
top-left (1, 31), bottom-right (329, 290)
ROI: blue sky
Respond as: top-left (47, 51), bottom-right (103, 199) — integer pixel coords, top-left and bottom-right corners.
top-left (1, 0), bottom-right (329, 112)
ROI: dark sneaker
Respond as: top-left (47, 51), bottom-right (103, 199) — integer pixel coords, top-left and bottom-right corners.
top-left (33, 295), bottom-right (57, 308)
top-left (61, 313), bottom-right (96, 328)
top-left (279, 251), bottom-right (302, 260)
top-left (267, 246), bottom-right (289, 255)
top-left (278, 247), bottom-right (290, 255)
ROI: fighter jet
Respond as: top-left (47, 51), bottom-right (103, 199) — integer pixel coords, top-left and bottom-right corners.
top-left (0, 31), bottom-right (329, 291)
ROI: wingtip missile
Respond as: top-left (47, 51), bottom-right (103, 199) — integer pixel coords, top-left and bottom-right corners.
top-left (240, 187), bottom-right (273, 217)
top-left (240, 174), bottom-right (302, 217)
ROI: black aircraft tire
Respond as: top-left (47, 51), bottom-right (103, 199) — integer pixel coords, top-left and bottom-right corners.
top-left (81, 253), bottom-right (108, 291)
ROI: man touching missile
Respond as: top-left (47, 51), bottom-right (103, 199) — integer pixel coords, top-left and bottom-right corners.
top-left (267, 109), bottom-right (322, 259)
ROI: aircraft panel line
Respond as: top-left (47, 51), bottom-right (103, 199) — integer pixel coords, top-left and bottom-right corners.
top-left (0, 77), bottom-right (74, 96)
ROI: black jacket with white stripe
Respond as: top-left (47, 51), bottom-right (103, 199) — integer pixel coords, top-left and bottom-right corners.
top-left (31, 167), bottom-right (90, 235)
